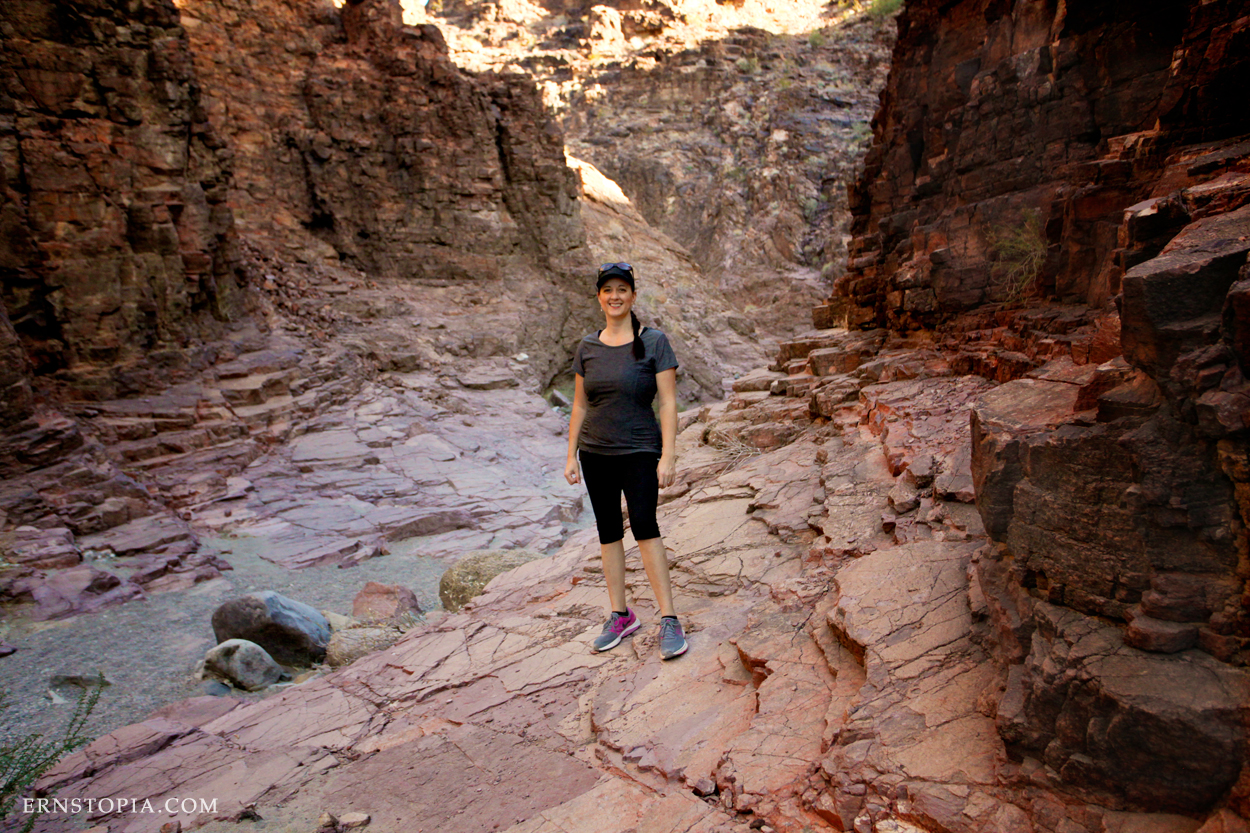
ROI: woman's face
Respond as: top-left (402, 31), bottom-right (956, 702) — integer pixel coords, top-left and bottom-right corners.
top-left (597, 278), bottom-right (635, 320)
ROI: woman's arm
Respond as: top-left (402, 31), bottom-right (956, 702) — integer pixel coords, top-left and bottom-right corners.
top-left (565, 373), bottom-right (588, 485)
top-left (656, 368), bottom-right (678, 488)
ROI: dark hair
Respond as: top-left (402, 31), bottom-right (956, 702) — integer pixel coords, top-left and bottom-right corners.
top-left (630, 311), bottom-right (644, 359)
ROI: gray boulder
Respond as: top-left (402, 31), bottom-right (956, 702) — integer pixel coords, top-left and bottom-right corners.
top-left (211, 591), bottom-right (331, 665)
top-left (439, 549), bottom-right (540, 612)
top-left (203, 639), bottom-right (283, 691)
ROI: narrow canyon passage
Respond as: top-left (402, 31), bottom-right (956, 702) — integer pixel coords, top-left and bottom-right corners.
top-left (2, 0), bottom-right (1249, 832)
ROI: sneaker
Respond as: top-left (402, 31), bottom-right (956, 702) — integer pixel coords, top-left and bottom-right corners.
top-left (658, 617), bottom-right (688, 660)
top-left (592, 608), bottom-right (640, 652)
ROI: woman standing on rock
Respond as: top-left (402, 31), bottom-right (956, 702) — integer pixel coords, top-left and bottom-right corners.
top-left (564, 262), bottom-right (688, 660)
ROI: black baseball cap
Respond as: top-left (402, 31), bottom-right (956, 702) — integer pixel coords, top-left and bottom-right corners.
top-left (596, 262), bottom-right (635, 289)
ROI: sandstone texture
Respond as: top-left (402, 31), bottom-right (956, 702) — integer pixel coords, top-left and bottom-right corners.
top-left (819, 0), bottom-right (1250, 819)
top-left (1, 0), bottom-right (246, 401)
top-left (833, 0), bottom-right (1250, 330)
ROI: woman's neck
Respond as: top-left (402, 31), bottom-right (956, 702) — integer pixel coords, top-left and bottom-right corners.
top-left (600, 317), bottom-right (634, 346)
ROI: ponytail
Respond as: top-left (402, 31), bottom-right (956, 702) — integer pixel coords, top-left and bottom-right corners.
top-left (631, 311), bottom-right (644, 360)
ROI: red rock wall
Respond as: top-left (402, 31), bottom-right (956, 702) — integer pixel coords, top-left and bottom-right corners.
top-left (0, 0), bottom-right (245, 406)
top-left (833, 0), bottom-right (1250, 331)
top-left (837, 0), bottom-right (1250, 813)
top-left (177, 0), bottom-right (584, 282)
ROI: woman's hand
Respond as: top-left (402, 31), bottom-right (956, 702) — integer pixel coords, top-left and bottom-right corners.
top-left (657, 454), bottom-right (676, 489)
top-left (564, 457), bottom-right (581, 485)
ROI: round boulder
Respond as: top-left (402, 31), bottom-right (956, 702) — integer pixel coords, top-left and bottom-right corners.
top-left (439, 549), bottom-right (540, 613)
top-left (211, 591), bottom-right (331, 666)
top-left (351, 582), bottom-right (422, 623)
top-left (203, 639), bottom-right (283, 691)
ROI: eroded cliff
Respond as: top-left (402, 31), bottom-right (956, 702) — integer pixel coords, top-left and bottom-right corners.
top-left (818, 0), bottom-right (1250, 816)
top-left (1, 0), bottom-right (245, 404)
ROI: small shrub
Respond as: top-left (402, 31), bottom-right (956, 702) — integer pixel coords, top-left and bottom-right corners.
top-left (986, 209), bottom-right (1047, 303)
top-left (735, 56), bottom-right (760, 75)
top-left (1, 676), bottom-right (104, 833)
top-left (868, 0), bottom-right (904, 17)
top-left (808, 29), bottom-right (827, 48)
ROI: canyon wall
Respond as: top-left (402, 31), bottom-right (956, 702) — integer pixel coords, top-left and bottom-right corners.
top-left (178, 0), bottom-right (585, 286)
top-left (829, 0), bottom-right (1250, 814)
top-left (836, 0), bottom-right (1250, 328)
top-left (0, 0), bottom-right (246, 406)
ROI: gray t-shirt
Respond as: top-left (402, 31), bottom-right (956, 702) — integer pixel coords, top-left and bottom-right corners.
top-left (572, 327), bottom-right (679, 455)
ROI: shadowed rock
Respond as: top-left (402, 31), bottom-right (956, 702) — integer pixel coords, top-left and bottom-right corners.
top-left (211, 591), bottom-right (332, 666)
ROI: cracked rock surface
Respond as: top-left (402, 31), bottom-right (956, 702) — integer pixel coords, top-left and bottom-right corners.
top-left (35, 338), bottom-right (1248, 833)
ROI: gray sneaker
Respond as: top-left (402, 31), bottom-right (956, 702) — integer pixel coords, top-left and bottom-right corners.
top-left (658, 617), bottom-right (688, 660)
top-left (593, 608), bottom-right (639, 652)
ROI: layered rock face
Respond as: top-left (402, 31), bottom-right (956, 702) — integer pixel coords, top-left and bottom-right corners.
top-left (829, 0), bottom-right (1250, 815)
top-left (0, 0), bottom-right (245, 404)
top-left (178, 0), bottom-right (584, 286)
top-left (835, 0), bottom-right (1250, 328)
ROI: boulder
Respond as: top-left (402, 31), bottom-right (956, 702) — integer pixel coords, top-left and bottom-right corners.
top-left (203, 639), bottom-right (284, 691)
top-left (325, 626), bottom-right (404, 668)
top-left (211, 591), bottom-right (331, 666)
top-left (439, 549), bottom-right (541, 612)
top-left (351, 582), bottom-right (422, 623)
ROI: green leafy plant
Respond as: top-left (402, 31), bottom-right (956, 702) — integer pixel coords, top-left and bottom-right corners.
top-left (868, 0), bottom-right (904, 17)
top-left (986, 209), bottom-right (1047, 303)
top-left (808, 29), bottom-right (827, 48)
top-left (1, 676), bottom-right (104, 833)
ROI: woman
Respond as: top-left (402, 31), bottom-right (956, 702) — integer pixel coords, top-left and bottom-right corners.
top-left (564, 262), bottom-right (688, 660)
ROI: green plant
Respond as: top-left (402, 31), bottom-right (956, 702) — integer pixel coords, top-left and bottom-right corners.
top-left (986, 209), bottom-right (1047, 303)
top-left (808, 29), bottom-right (827, 48)
top-left (868, 0), bottom-right (904, 17)
top-left (1, 676), bottom-right (104, 833)
top-left (735, 56), bottom-right (760, 75)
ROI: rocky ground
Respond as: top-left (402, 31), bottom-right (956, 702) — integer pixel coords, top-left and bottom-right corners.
top-left (20, 329), bottom-right (1246, 833)
top-left (0, 157), bottom-right (767, 750)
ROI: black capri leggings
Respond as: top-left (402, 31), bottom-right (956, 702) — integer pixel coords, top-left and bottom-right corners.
top-left (579, 451), bottom-right (662, 545)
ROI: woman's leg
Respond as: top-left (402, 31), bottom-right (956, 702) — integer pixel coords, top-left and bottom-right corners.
top-left (620, 454), bottom-right (677, 617)
top-left (601, 539), bottom-right (628, 612)
top-left (636, 536), bottom-right (676, 618)
top-left (580, 451), bottom-right (630, 612)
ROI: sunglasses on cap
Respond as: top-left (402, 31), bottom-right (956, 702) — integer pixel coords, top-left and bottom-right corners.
top-left (596, 262), bottom-right (635, 289)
